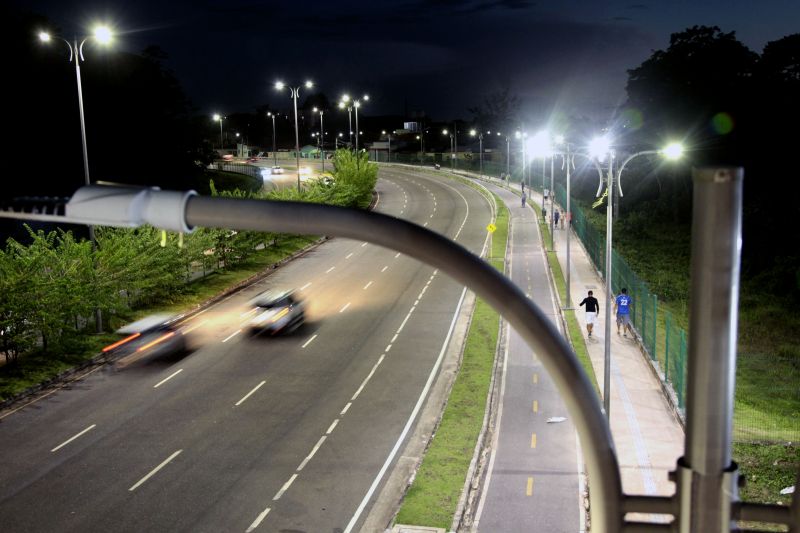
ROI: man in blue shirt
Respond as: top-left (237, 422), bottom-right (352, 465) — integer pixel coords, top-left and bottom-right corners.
top-left (614, 288), bottom-right (633, 337)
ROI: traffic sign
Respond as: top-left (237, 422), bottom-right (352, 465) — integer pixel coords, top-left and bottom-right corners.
top-left (486, 223), bottom-right (496, 233)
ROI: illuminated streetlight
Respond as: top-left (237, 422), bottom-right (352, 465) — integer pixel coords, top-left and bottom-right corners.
top-left (470, 129), bottom-right (484, 178)
top-left (266, 111), bottom-right (277, 166)
top-left (276, 79), bottom-right (315, 191)
top-left (212, 114), bottom-right (225, 151)
top-left (591, 138), bottom-right (685, 421)
top-left (313, 106), bottom-right (326, 172)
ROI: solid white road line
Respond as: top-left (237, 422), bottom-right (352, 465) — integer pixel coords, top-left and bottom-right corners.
top-left (153, 369), bottom-right (183, 388)
top-left (222, 329), bottom-right (242, 343)
top-left (339, 302), bottom-right (351, 313)
top-left (129, 449), bottom-right (182, 491)
top-left (301, 334), bottom-right (318, 348)
top-left (245, 507), bottom-right (271, 533)
top-left (235, 380), bottom-right (267, 406)
top-left (51, 424), bottom-right (96, 452)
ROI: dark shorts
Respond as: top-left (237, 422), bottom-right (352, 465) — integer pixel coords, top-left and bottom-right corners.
top-left (617, 314), bottom-right (630, 326)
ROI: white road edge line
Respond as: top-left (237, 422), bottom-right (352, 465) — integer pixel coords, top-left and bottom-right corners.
top-left (129, 449), bottom-right (182, 491)
top-left (272, 473), bottom-right (298, 501)
top-left (51, 424), bottom-right (96, 452)
top-left (344, 286), bottom-right (468, 533)
top-left (235, 380), bottom-right (267, 406)
top-left (245, 507), bottom-right (271, 533)
top-left (153, 369), bottom-right (183, 388)
top-left (301, 334), bottom-right (318, 348)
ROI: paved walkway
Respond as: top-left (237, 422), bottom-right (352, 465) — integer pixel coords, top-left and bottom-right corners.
top-left (530, 183), bottom-right (685, 502)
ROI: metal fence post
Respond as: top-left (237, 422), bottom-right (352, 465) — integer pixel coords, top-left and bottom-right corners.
top-left (676, 167), bottom-right (744, 532)
top-left (665, 312), bottom-right (671, 384)
top-left (651, 293), bottom-right (658, 359)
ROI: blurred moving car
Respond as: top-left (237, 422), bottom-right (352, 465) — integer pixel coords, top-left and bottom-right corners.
top-left (103, 314), bottom-right (186, 360)
top-left (270, 166), bottom-right (284, 174)
top-left (246, 290), bottom-right (305, 335)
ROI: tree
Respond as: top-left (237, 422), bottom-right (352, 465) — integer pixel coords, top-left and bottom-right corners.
top-left (467, 88), bottom-right (520, 133)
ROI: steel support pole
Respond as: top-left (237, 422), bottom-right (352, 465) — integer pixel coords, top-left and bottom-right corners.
top-left (320, 112), bottom-right (325, 172)
top-left (549, 154), bottom-right (555, 250)
top-left (292, 89), bottom-right (301, 192)
top-left (541, 158), bottom-right (546, 211)
top-left (603, 154), bottom-right (615, 420)
top-left (565, 147), bottom-right (572, 306)
top-left (354, 106), bottom-right (360, 152)
top-left (271, 116), bottom-right (277, 166)
top-left (678, 167), bottom-right (744, 532)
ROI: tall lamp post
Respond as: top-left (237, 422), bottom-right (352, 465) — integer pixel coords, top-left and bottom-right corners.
top-left (266, 111), bottom-right (277, 166)
top-left (339, 94), bottom-right (369, 152)
top-left (338, 99), bottom-right (353, 148)
top-left (470, 129), bottom-right (484, 178)
top-left (212, 114), bottom-right (225, 151)
top-left (39, 24), bottom-right (113, 332)
top-left (443, 129), bottom-right (454, 168)
top-left (590, 136), bottom-right (684, 421)
top-left (275, 80), bottom-right (314, 192)
top-left (382, 130), bottom-right (393, 162)
top-left (313, 107), bottom-right (325, 172)
top-left (416, 135), bottom-right (423, 155)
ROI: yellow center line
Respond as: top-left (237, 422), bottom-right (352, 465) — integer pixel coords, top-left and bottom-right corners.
top-left (533, 400), bottom-right (539, 413)
top-left (531, 433), bottom-right (537, 448)
top-left (526, 476), bottom-right (534, 496)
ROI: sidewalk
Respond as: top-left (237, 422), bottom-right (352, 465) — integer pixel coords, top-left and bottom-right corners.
top-left (528, 185), bottom-right (685, 501)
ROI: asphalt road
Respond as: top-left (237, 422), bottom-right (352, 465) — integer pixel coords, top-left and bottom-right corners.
top-left (473, 181), bottom-right (583, 532)
top-left (0, 166), bottom-right (492, 532)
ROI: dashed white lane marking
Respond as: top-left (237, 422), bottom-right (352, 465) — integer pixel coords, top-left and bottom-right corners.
top-left (129, 449), bottom-right (182, 491)
top-left (153, 369), bottom-right (183, 388)
top-left (183, 318), bottom-right (209, 334)
top-left (297, 436), bottom-right (326, 472)
top-left (381, 266), bottom-right (388, 272)
top-left (235, 380), bottom-right (266, 406)
top-left (340, 302), bottom-right (351, 313)
top-left (222, 330), bottom-right (242, 343)
top-left (301, 334), bottom-right (318, 348)
top-left (300, 282), bottom-right (312, 291)
top-left (385, 344), bottom-right (393, 352)
top-left (51, 424), bottom-right (96, 452)
top-left (394, 253), bottom-right (401, 259)
top-left (245, 507), bottom-right (271, 533)
top-left (326, 419), bottom-right (339, 434)
top-left (326, 266), bottom-right (336, 273)
top-left (423, 222), bottom-right (429, 227)
top-left (272, 474), bottom-right (298, 501)
top-left (346, 253), bottom-right (354, 259)
top-left (391, 333), bottom-right (398, 343)
top-left (361, 242), bottom-right (367, 247)
top-left (341, 402), bottom-right (352, 415)
top-left (363, 281), bottom-right (373, 290)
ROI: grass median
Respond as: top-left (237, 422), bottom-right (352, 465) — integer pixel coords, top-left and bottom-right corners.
top-left (395, 194), bottom-right (507, 528)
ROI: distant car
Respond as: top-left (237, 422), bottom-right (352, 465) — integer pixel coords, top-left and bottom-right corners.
top-left (246, 290), bottom-right (305, 335)
top-left (222, 154), bottom-right (234, 161)
top-left (103, 314), bottom-right (186, 360)
top-left (271, 166), bottom-right (284, 175)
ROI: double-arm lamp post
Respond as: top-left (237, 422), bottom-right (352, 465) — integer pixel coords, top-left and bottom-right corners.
top-left (339, 93), bottom-right (368, 152)
top-left (469, 129), bottom-right (484, 178)
top-left (589, 136), bottom-right (684, 420)
top-left (313, 107), bottom-right (325, 172)
top-left (275, 80), bottom-right (314, 192)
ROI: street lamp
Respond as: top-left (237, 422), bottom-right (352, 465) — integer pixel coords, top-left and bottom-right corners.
top-left (39, 23), bottom-right (113, 332)
top-left (38, 25), bottom-right (113, 195)
top-left (266, 111), bottom-right (277, 166)
top-left (590, 136), bottom-right (684, 421)
top-left (313, 107), bottom-right (325, 172)
top-left (416, 135), bottom-right (422, 155)
top-left (470, 129), bottom-right (484, 178)
top-left (339, 93), bottom-right (369, 152)
top-left (338, 98), bottom-right (353, 148)
top-left (276, 80), bottom-right (314, 192)
top-left (443, 129), bottom-right (454, 168)
top-left (515, 131), bottom-right (528, 188)
top-left (212, 114), bottom-right (225, 151)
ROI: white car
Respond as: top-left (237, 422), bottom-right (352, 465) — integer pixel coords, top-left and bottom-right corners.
top-left (271, 166), bottom-right (284, 175)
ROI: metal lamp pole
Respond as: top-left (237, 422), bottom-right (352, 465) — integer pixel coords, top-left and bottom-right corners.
top-left (549, 150), bottom-right (556, 250)
top-left (275, 80), bottom-right (313, 192)
top-left (267, 112), bottom-right (277, 166)
top-left (506, 135), bottom-right (511, 178)
top-left (314, 108), bottom-right (325, 172)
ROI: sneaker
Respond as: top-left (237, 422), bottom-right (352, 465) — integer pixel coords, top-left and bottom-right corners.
top-left (588, 332), bottom-right (592, 337)
top-left (623, 333), bottom-right (627, 338)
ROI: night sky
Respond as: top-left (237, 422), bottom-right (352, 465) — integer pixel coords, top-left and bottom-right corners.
top-left (10, 0), bottom-right (800, 123)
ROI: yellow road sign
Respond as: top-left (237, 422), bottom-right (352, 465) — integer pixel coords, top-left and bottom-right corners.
top-left (486, 223), bottom-right (497, 233)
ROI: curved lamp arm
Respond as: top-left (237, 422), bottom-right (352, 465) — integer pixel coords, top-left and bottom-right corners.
top-left (617, 150), bottom-right (658, 198)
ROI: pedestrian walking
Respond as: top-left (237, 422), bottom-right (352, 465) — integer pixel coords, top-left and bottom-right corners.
top-left (579, 290), bottom-right (600, 337)
top-left (521, 191), bottom-right (527, 207)
top-left (614, 288), bottom-right (634, 337)
top-left (554, 210), bottom-right (560, 228)
top-left (560, 211), bottom-right (565, 229)
top-left (521, 181), bottom-right (525, 195)
top-left (542, 206), bottom-right (547, 223)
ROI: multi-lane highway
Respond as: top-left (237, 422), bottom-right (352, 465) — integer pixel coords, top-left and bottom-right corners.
top-left (0, 167), bottom-right (493, 532)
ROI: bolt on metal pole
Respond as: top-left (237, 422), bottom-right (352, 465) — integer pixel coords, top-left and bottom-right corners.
top-left (678, 167), bottom-right (744, 533)
top-left (603, 154), bottom-right (614, 420)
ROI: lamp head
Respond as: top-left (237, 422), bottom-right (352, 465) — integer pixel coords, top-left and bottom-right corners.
top-left (661, 142), bottom-right (684, 160)
top-left (275, 81), bottom-right (285, 90)
top-left (589, 135), bottom-right (612, 160)
top-left (92, 25), bottom-right (113, 44)
top-left (212, 114), bottom-right (221, 122)
top-left (304, 80), bottom-right (313, 89)
top-left (38, 31), bottom-right (51, 43)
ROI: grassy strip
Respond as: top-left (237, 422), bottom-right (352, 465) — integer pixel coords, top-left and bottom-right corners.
top-left (394, 197), bottom-right (508, 528)
top-left (0, 235), bottom-right (318, 400)
top-left (528, 201), bottom-right (600, 395)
